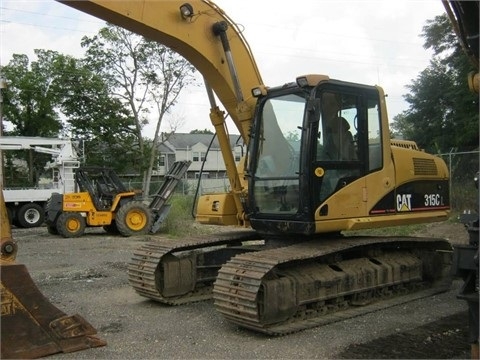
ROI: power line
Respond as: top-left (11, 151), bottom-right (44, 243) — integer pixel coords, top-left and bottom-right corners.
top-left (0, 5), bottom-right (103, 25)
top-left (1, 17), bottom-right (100, 33)
top-left (0, 5), bottom-right (104, 34)
top-left (1, 3), bottom-right (434, 69)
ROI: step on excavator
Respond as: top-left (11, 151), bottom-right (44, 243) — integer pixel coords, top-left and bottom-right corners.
top-left (0, 189), bottom-right (106, 358)
top-left (57, 0), bottom-right (462, 336)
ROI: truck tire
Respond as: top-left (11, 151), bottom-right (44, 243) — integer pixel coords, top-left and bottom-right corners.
top-left (115, 201), bottom-right (152, 237)
top-left (17, 203), bottom-right (45, 228)
top-left (56, 212), bottom-right (86, 238)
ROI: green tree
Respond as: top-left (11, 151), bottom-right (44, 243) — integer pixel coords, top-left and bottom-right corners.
top-left (1, 50), bottom-right (139, 176)
top-left (59, 57), bottom-right (138, 172)
top-left (1, 50), bottom-right (67, 183)
top-left (392, 14), bottom-right (478, 153)
top-left (81, 24), bottom-right (196, 197)
top-left (2, 50), bottom-right (65, 137)
top-left (190, 129), bottom-right (214, 134)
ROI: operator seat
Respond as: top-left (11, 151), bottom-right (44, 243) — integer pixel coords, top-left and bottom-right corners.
top-left (319, 117), bottom-right (358, 201)
top-left (331, 116), bottom-right (356, 160)
top-left (96, 180), bottom-right (114, 210)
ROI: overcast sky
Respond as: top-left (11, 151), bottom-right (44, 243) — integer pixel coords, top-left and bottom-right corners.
top-left (1, 0), bottom-right (446, 137)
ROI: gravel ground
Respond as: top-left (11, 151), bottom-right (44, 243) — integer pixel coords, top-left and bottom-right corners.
top-left (9, 221), bottom-right (473, 359)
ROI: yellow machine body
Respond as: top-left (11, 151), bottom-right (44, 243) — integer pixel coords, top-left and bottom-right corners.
top-left (61, 191), bottom-right (136, 226)
top-left (59, 0), bottom-right (450, 232)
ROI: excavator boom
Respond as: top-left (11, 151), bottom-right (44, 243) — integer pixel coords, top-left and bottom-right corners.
top-left (442, 1), bottom-right (479, 93)
top-left (442, 1), bottom-right (479, 70)
top-left (59, 0), bottom-right (263, 222)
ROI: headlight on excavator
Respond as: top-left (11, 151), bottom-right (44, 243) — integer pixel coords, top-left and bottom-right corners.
top-left (179, 3), bottom-right (194, 20)
top-left (251, 85), bottom-right (267, 97)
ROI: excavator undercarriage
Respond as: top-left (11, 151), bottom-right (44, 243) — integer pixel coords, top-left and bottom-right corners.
top-left (128, 232), bottom-right (452, 335)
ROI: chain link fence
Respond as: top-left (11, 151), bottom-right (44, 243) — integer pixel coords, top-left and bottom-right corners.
top-left (439, 150), bottom-right (479, 212)
top-left (123, 177), bottom-right (230, 197)
top-left (124, 151), bottom-right (479, 212)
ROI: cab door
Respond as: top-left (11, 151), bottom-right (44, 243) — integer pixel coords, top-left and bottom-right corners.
top-left (308, 82), bottom-right (384, 221)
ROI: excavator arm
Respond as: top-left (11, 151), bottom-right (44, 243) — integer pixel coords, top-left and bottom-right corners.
top-left (59, 0), bottom-right (263, 142)
top-left (59, 0), bottom-right (263, 223)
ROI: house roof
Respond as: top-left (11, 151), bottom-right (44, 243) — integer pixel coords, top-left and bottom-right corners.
top-left (158, 133), bottom-right (243, 153)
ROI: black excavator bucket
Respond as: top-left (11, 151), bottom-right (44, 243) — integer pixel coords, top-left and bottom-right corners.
top-left (1, 190), bottom-right (106, 358)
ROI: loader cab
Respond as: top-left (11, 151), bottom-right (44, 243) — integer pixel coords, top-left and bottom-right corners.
top-left (75, 167), bottom-right (131, 210)
top-left (247, 78), bottom-right (385, 235)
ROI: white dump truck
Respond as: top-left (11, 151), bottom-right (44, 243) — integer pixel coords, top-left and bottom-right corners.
top-left (0, 136), bottom-right (79, 227)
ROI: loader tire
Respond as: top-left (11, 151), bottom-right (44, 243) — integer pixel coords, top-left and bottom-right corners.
top-left (103, 221), bottom-right (120, 235)
top-left (115, 201), bottom-right (152, 237)
top-left (56, 212), bottom-right (86, 238)
top-left (47, 225), bottom-right (59, 235)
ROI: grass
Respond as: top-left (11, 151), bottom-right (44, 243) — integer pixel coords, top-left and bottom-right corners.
top-left (156, 194), bottom-right (194, 237)
top-left (156, 194), bottom-right (224, 238)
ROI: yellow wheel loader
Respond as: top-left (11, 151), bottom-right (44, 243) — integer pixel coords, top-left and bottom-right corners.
top-left (45, 161), bottom-right (190, 238)
top-left (0, 189), bottom-right (106, 358)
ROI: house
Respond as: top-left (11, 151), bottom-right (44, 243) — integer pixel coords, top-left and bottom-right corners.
top-left (156, 133), bottom-right (245, 180)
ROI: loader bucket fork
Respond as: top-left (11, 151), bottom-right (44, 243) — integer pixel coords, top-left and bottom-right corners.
top-left (0, 189), bottom-right (106, 358)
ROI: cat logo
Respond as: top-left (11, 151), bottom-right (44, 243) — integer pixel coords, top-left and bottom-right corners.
top-left (396, 194), bottom-right (412, 212)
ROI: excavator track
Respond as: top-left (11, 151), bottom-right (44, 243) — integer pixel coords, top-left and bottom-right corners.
top-left (128, 232), bottom-right (452, 335)
top-left (213, 236), bottom-right (452, 335)
top-left (128, 230), bottom-right (262, 305)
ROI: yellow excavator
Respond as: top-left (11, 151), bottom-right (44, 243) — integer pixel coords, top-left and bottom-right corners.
top-left (56, 0), bottom-right (458, 335)
top-left (1, 2), bottom-right (476, 358)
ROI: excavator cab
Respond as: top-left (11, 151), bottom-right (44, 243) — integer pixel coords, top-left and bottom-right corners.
top-left (247, 76), bottom-right (449, 235)
top-left (0, 189), bottom-right (106, 358)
